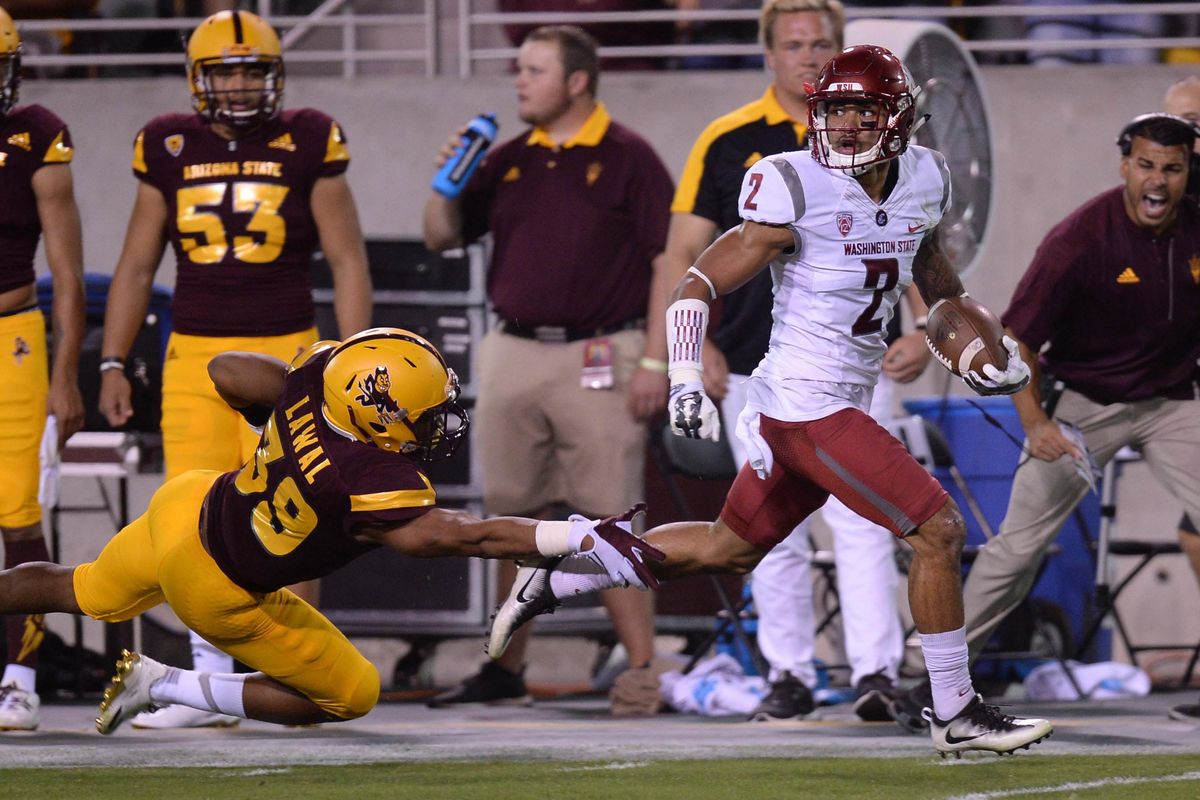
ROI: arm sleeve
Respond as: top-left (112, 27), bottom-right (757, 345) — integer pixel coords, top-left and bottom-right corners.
top-left (630, 141), bottom-right (675, 265)
top-left (319, 118), bottom-right (351, 178)
top-left (1000, 228), bottom-right (1080, 352)
top-left (342, 461), bottom-right (438, 532)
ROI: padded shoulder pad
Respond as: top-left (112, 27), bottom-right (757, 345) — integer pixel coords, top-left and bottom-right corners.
top-left (289, 340), bottom-right (339, 371)
top-left (738, 155), bottom-right (805, 226)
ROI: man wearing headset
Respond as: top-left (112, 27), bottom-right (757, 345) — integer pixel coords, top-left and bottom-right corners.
top-left (891, 112), bottom-right (1200, 731)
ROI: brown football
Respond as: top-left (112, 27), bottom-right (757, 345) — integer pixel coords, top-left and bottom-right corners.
top-left (924, 295), bottom-right (1008, 378)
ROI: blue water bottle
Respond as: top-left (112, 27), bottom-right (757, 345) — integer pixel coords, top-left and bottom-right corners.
top-left (432, 113), bottom-right (499, 198)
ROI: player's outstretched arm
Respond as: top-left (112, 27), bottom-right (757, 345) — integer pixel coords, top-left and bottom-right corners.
top-left (357, 507), bottom-right (664, 588)
top-left (207, 352), bottom-right (289, 426)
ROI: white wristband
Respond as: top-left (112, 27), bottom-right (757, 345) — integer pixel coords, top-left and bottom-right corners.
top-left (535, 520), bottom-right (574, 556)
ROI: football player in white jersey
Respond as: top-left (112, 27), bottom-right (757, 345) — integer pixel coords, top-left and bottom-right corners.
top-left (488, 45), bottom-right (1047, 756)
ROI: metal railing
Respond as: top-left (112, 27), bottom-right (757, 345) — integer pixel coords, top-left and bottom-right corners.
top-left (10, 1), bottom-right (1200, 78)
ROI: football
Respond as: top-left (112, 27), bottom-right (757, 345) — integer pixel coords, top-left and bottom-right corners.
top-left (924, 295), bottom-right (1008, 378)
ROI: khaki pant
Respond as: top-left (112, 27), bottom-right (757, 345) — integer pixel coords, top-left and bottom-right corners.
top-left (963, 388), bottom-right (1200, 658)
top-left (474, 328), bottom-right (646, 517)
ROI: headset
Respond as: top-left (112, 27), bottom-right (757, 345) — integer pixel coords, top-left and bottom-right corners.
top-left (1116, 112), bottom-right (1200, 196)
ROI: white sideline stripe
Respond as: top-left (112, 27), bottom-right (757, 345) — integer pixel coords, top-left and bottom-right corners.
top-left (944, 770), bottom-right (1200, 800)
top-left (557, 761), bottom-right (650, 772)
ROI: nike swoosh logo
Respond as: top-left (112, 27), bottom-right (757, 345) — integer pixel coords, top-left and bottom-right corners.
top-left (515, 570), bottom-right (545, 603)
top-left (943, 731), bottom-right (985, 745)
top-left (908, 223), bottom-right (926, 233)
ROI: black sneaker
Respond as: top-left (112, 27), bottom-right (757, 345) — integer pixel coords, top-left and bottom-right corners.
top-left (925, 694), bottom-right (1052, 757)
top-left (852, 671), bottom-right (896, 722)
top-left (889, 678), bottom-right (933, 733)
top-left (1168, 701), bottom-right (1200, 722)
top-left (426, 662), bottom-right (532, 708)
top-left (749, 671), bottom-right (815, 722)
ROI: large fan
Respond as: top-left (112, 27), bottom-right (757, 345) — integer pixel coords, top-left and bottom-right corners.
top-left (846, 20), bottom-right (994, 276)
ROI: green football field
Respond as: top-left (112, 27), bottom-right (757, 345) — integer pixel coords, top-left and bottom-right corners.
top-left (7, 755), bottom-right (1200, 799)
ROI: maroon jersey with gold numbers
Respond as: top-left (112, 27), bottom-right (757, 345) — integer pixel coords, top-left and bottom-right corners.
top-left (205, 350), bottom-right (435, 592)
top-left (132, 109), bottom-right (350, 336)
top-left (0, 105), bottom-right (74, 294)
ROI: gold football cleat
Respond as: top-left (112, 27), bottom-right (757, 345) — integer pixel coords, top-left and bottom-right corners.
top-left (95, 649), bottom-right (168, 735)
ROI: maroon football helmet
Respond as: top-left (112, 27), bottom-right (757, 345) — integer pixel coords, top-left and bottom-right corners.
top-left (805, 44), bottom-right (918, 175)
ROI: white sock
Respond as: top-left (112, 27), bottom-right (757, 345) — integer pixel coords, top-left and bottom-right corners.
top-left (149, 666), bottom-right (247, 718)
top-left (548, 555), bottom-right (619, 596)
top-left (919, 626), bottom-right (974, 721)
top-left (189, 630), bottom-right (234, 673)
top-left (1, 664), bottom-right (37, 694)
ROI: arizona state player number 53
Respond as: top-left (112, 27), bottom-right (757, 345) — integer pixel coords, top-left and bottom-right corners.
top-left (178, 181), bottom-right (290, 264)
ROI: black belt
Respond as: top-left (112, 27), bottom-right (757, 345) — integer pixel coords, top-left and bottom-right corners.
top-left (499, 318), bottom-right (644, 343)
top-left (0, 303), bottom-right (37, 319)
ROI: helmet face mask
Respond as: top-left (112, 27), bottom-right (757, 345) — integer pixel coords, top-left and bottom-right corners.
top-left (806, 45), bottom-right (918, 176)
top-left (322, 328), bottom-right (470, 463)
top-left (0, 8), bottom-right (21, 119)
top-left (187, 11), bottom-right (284, 133)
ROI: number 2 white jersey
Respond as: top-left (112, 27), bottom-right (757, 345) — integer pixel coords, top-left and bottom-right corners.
top-left (736, 145), bottom-right (951, 421)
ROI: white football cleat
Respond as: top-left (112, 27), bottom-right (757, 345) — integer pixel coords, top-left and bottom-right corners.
top-left (96, 650), bottom-right (169, 735)
top-left (0, 683), bottom-right (40, 731)
top-left (131, 703), bottom-right (241, 730)
top-left (487, 558), bottom-right (562, 659)
top-left (926, 695), bottom-right (1052, 757)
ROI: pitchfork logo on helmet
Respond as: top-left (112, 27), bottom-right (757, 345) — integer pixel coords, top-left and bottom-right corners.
top-left (805, 44), bottom-right (920, 177)
top-left (354, 367), bottom-right (403, 425)
top-left (0, 7), bottom-right (21, 119)
top-left (186, 10), bottom-right (284, 133)
top-left (322, 328), bottom-right (468, 462)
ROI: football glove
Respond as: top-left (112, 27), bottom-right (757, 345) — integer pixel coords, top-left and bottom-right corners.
top-left (963, 336), bottom-right (1031, 396)
top-left (668, 381), bottom-right (721, 441)
top-left (570, 504), bottom-right (666, 591)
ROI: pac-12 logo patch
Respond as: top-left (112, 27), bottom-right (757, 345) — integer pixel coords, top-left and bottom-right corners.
top-left (354, 366), bottom-right (403, 424)
top-left (836, 212), bottom-right (853, 238)
top-left (164, 135), bottom-right (184, 157)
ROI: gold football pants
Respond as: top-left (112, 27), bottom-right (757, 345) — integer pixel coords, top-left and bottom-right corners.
top-left (0, 308), bottom-right (48, 528)
top-left (162, 329), bottom-right (317, 479)
top-left (72, 470), bottom-right (379, 719)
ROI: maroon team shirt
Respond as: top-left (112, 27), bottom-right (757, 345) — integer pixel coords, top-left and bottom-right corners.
top-left (459, 104), bottom-right (674, 330)
top-left (132, 109), bottom-right (349, 337)
top-left (0, 105), bottom-right (73, 294)
top-left (1002, 187), bottom-right (1200, 404)
top-left (205, 351), bottom-right (434, 592)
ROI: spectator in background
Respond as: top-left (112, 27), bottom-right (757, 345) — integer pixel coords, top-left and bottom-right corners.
top-left (664, 0), bottom-right (930, 723)
top-left (0, 4), bottom-right (85, 733)
top-left (423, 24), bottom-right (674, 715)
top-left (498, 0), bottom-right (675, 70)
top-left (673, 0), bottom-right (762, 71)
top-left (1162, 74), bottom-right (1200, 726)
top-left (97, 10), bottom-right (372, 729)
top-left (890, 113), bottom-right (1200, 733)
top-left (1025, 0), bottom-right (1164, 65)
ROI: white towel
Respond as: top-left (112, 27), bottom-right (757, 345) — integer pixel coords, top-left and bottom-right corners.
top-left (735, 405), bottom-right (774, 479)
top-left (38, 415), bottom-right (60, 508)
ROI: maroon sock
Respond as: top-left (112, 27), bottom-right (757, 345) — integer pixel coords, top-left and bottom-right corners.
top-left (5, 536), bottom-right (50, 669)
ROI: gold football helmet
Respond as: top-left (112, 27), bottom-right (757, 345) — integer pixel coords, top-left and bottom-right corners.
top-left (322, 328), bottom-right (468, 461)
top-left (0, 7), bottom-right (21, 118)
top-left (186, 10), bottom-right (284, 132)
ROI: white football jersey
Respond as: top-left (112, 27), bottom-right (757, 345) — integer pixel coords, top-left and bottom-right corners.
top-left (737, 145), bottom-right (951, 421)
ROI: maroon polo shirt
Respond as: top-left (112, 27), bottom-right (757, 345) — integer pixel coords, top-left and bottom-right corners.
top-left (459, 103), bottom-right (674, 331)
top-left (132, 109), bottom-right (350, 337)
top-left (0, 105), bottom-right (73, 294)
top-left (1002, 187), bottom-right (1200, 404)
